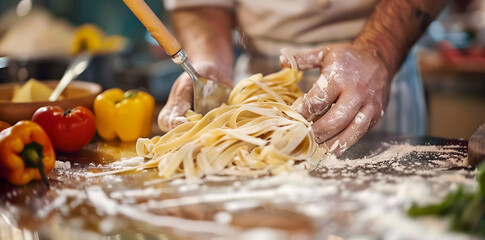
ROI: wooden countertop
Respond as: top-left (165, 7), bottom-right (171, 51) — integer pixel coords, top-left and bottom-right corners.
top-left (0, 133), bottom-right (478, 240)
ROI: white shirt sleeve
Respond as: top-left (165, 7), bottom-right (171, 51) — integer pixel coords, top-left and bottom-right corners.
top-left (164, 0), bottom-right (235, 11)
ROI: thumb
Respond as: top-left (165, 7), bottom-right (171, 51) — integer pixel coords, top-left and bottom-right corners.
top-left (279, 47), bottom-right (327, 70)
top-left (158, 76), bottom-right (193, 132)
top-left (158, 100), bottom-right (191, 132)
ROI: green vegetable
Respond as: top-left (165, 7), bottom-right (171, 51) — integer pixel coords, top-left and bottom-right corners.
top-left (407, 161), bottom-right (485, 237)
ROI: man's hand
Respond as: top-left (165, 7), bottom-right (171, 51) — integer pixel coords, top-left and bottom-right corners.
top-left (281, 0), bottom-right (446, 155)
top-left (157, 7), bottom-right (234, 132)
top-left (281, 43), bottom-right (390, 155)
top-left (158, 62), bottom-right (233, 132)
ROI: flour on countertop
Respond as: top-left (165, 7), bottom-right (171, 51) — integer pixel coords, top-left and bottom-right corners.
top-left (15, 142), bottom-right (476, 239)
top-left (317, 143), bottom-right (467, 170)
top-left (54, 160), bottom-right (71, 169)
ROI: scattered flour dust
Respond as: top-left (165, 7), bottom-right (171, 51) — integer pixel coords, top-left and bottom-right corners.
top-left (54, 160), bottom-right (71, 169)
top-left (108, 157), bottom-right (145, 169)
top-left (46, 142), bottom-right (474, 239)
top-left (318, 143), bottom-right (467, 170)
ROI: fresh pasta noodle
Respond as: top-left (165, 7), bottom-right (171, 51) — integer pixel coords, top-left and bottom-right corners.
top-left (134, 67), bottom-right (328, 182)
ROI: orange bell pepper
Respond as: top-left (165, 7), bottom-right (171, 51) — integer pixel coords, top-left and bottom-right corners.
top-left (0, 121), bottom-right (55, 187)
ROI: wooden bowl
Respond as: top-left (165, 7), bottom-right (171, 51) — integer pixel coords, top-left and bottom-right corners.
top-left (0, 80), bottom-right (102, 125)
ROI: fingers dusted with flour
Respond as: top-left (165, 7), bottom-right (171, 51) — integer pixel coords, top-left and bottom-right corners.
top-left (279, 0), bottom-right (446, 155)
top-left (158, 7), bottom-right (235, 132)
top-left (158, 62), bottom-right (233, 132)
top-left (280, 48), bottom-right (327, 71)
top-left (280, 43), bottom-right (390, 156)
top-left (324, 104), bottom-right (379, 156)
top-left (158, 74), bottom-right (192, 132)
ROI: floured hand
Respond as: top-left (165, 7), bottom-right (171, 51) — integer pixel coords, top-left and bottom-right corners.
top-left (280, 43), bottom-right (390, 156)
top-left (158, 62), bottom-right (233, 132)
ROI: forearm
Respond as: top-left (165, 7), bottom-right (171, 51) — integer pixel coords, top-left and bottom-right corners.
top-left (169, 7), bottom-right (234, 76)
top-left (354, 0), bottom-right (447, 76)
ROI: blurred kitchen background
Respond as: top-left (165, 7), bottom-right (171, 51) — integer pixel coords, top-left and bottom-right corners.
top-left (0, 0), bottom-right (177, 105)
top-left (0, 0), bottom-right (484, 140)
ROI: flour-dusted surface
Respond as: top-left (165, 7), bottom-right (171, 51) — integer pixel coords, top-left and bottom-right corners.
top-left (0, 135), bottom-right (478, 240)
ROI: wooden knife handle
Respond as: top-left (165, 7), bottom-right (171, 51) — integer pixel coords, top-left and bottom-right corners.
top-left (122, 0), bottom-right (181, 56)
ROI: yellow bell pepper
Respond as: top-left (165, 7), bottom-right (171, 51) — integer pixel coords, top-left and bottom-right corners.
top-left (70, 24), bottom-right (104, 54)
top-left (70, 24), bottom-right (126, 55)
top-left (0, 121), bottom-right (55, 187)
top-left (94, 89), bottom-right (155, 142)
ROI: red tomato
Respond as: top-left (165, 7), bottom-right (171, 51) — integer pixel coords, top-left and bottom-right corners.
top-left (32, 106), bottom-right (96, 153)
